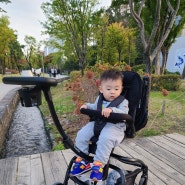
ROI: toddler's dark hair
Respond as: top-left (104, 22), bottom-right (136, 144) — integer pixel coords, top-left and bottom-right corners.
top-left (100, 69), bottom-right (123, 83)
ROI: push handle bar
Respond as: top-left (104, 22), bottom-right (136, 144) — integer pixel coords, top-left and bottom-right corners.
top-left (3, 77), bottom-right (58, 87)
top-left (80, 108), bottom-right (133, 123)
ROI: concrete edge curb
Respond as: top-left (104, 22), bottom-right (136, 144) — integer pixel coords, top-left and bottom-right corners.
top-left (0, 87), bottom-right (20, 152)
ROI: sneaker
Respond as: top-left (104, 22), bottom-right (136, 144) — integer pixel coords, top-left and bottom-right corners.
top-left (90, 161), bottom-right (103, 181)
top-left (70, 157), bottom-right (91, 176)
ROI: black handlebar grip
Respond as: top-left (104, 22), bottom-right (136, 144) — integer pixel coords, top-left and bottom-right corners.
top-left (80, 108), bottom-right (133, 123)
top-left (3, 77), bottom-right (58, 87)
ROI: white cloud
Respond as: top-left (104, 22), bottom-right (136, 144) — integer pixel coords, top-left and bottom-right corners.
top-left (0, 0), bottom-right (47, 45)
top-left (0, 0), bottom-right (112, 46)
top-left (98, 0), bottom-right (112, 8)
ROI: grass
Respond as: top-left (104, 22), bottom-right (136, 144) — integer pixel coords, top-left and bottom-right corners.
top-left (40, 81), bottom-right (75, 116)
top-left (40, 81), bottom-right (76, 150)
top-left (137, 82), bottom-right (185, 137)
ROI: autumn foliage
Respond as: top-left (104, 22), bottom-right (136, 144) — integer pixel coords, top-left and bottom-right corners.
top-left (66, 70), bottom-right (99, 114)
top-left (161, 89), bottom-right (169, 96)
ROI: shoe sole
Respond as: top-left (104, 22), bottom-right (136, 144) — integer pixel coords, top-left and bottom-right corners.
top-left (70, 168), bottom-right (91, 176)
top-left (91, 177), bottom-right (102, 182)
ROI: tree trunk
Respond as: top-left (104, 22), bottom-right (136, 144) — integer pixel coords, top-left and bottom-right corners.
top-left (79, 58), bottom-right (85, 76)
top-left (128, 38), bottom-right (131, 65)
top-left (0, 59), bottom-right (2, 74)
top-left (161, 46), bottom-right (169, 74)
top-left (154, 51), bottom-right (161, 75)
top-left (80, 66), bottom-right (84, 76)
top-left (2, 55), bottom-right (6, 75)
top-left (182, 64), bottom-right (185, 79)
top-left (144, 51), bottom-right (153, 74)
top-left (129, 0), bottom-right (180, 75)
top-left (13, 53), bottom-right (21, 73)
top-left (78, 50), bottom-right (86, 77)
top-left (118, 51), bottom-right (121, 62)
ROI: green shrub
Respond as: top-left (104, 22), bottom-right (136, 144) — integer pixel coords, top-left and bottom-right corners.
top-left (132, 64), bottom-right (146, 74)
top-left (52, 141), bottom-right (65, 151)
top-left (151, 74), bottom-right (181, 91)
top-left (141, 129), bottom-right (161, 137)
top-left (69, 70), bottom-right (81, 81)
top-left (164, 69), bottom-right (181, 75)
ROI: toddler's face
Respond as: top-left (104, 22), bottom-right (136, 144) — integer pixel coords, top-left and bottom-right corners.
top-left (99, 78), bottom-right (123, 102)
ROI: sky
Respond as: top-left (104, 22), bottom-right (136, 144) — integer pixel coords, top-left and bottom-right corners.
top-left (0, 0), bottom-right (112, 47)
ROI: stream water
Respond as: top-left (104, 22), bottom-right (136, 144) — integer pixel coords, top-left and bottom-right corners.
top-left (2, 102), bottom-right (52, 158)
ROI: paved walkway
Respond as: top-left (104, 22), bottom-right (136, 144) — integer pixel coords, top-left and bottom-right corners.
top-left (0, 75), bottom-right (69, 100)
top-left (0, 83), bottom-right (20, 101)
top-left (0, 83), bottom-right (20, 154)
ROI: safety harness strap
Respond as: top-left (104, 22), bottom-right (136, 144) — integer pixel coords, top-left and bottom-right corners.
top-left (93, 93), bottom-right (125, 137)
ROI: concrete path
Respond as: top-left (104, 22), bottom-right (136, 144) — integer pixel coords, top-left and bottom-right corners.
top-left (0, 83), bottom-right (20, 101)
top-left (0, 74), bottom-right (69, 101)
top-left (0, 83), bottom-right (20, 153)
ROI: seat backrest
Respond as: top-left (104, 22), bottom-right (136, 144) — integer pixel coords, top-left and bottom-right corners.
top-left (121, 71), bottom-right (150, 138)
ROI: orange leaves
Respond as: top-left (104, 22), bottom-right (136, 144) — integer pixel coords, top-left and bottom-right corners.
top-left (86, 70), bottom-right (94, 79)
top-left (66, 70), bottom-right (99, 115)
top-left (124, 65), bottom-right (132, 71)
top-left (95, 79), bottom-right (101, 88)
top-left (161, 89), bottom-right (169, 96)
top-left (145, 73), bottom-right (151, 77)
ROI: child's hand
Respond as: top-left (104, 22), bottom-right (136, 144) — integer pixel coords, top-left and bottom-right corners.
top-left (102, 108), bottom-right (112, 118)
top-left (80, 104), bottom-right (88, 109)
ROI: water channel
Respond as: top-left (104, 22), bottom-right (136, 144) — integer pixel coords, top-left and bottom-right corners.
top-left (2, 102), bottom-right (52, 158)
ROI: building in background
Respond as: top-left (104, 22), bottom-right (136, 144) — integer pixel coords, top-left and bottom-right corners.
top-left (166, 28), bottom-right (185, 74)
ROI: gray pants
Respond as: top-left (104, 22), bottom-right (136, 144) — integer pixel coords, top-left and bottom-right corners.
top-left (75, 121), bottom-right (126, 165)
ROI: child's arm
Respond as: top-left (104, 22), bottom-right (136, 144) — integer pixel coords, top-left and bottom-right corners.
top-left (80, 104), bottom-right (88, 109)
top-left (80, 96), bottom-right (99, 110)
top-left (102, 99), bottom-right (129, 118)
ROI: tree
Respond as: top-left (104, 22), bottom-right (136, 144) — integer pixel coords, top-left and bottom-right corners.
top-left (108, 0), bottom-right (130, 24)
top-left (139, 0), bottom-right (185, 74)
top-left (0, 0), bottom-right (10, 3)
top-left (182, 64), bottom-right (185, 79)
top-left (41, 0), bottom-right (102, 76)
top-left (0, 0), bottom-right (11, 12)
top-left (129, 0), bottom-right (180, 74)
top-left (0, 15), bottom-right (15, 74)
top-left (93, 13), bottom-right (109, 62)
top-left (22, 36), bottom-right (40, 70)
top-left (104, 22), bottom-right (137, 63)
top-left (9, 38), bottom-right (23, 72)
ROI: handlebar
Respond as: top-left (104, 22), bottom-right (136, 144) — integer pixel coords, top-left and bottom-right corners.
top-left (80, 108), bottom-right (133, 123)
top-left (3, 77), bottom-right (58, 87)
